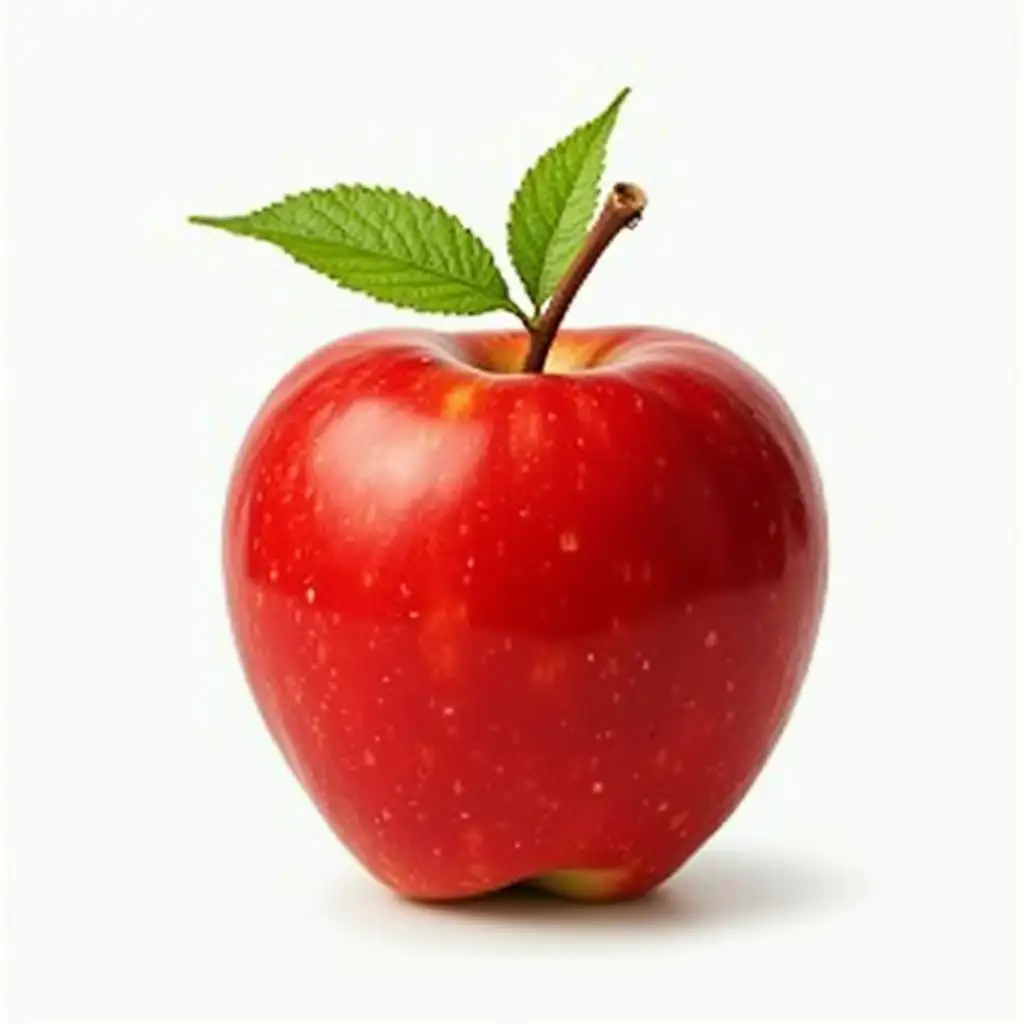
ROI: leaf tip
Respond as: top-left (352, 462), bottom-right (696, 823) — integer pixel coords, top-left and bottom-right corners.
top-left (607, 87), bottom-right (631, 115)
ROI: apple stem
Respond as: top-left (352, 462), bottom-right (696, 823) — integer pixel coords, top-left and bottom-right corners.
top-left (522, 182), bottom-right (648, 373)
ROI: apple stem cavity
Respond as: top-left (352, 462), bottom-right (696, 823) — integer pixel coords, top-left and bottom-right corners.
top-left (522, 182), bottom-right (648, 374)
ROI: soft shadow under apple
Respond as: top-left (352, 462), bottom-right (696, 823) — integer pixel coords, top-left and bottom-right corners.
top-left (330, 847), bottom-right (862, 941)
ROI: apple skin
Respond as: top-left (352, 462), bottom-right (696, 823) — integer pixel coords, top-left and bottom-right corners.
top-left (224, 327), bottom-right (827, 901)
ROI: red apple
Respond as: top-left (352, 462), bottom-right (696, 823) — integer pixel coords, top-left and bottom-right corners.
top-left (223, 326), bottom-right (827, 901)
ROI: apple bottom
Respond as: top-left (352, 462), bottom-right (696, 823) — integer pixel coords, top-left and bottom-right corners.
top-left (334, 795), bottom-right (743, 903)
top-left (525, 868), bottom-right (637, 901)
top-left (381, 850), bottom-right (692, 904)
top-left (393, 866), bottom-right (666, 904)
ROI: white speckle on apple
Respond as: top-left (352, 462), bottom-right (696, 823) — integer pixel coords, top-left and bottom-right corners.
top-left (559, 530), bottom-right (579, 553)
top-left (725, 679), bottom-right (736, 693)
top-left (268, 566), bottom-right (280, 582)
top-left (592, 781), bottom-right (604, 794)
top-left (670, 811), bottom-right (690, 831)
top-left (502, 636), bottom-right (513, 651)
top-left (453, 779), bottom-right (464, 795)
top-left (380, 808), bottom-right (392, 821)
top-left (466, 556), bottom-right (475, 569)
top-left (305, 586), bottom-right (317, 604)
top-left (254, 590), bottom-right (264, 609)
top-left (292, 608), bottom-right (303, 625)
top-left (752, 499), bottom-right (761, 509)
top-left (641, 658), bottom-right (651, 671)
top-left (399, 582), bottom-right (412, 598)
top-left (769, 590), bottom-right (779, 603)
top-left (683, 699), bottom-right (697, 710)
top-left (725, 710), bottom-right (736, 725)
top-left (620, 562), bottom-right (634, 583)
top-left (362, 570), bottom-right (375, 588)
top-left (496, 540), bottom-right (506, 556)
top-left (442, 706), bottom-right (455, 717)
top-left (656, 801), bottom-right (670, 813)
top-left (408, 610), bottom-right (420, 620)
top-left (459, 811), bottom-right (471, 820)
top-left (432, 847), bottom-right (442, 857)
top-left (586, 651), bottom-right (596, 662)
top-left (315, 640), bottom-right (328, 665)
top-left (705, 629), bottom-right (719, 648)
top-left (612, 691), bottom-right (621, 703)
top-left (363, 750), bottom-right (376, 767)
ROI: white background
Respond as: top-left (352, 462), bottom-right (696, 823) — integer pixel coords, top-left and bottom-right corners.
top-left (4, 1), bottom-right (1021, 1022)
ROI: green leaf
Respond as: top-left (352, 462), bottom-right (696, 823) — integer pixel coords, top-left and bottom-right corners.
top-left (507, 88), bottom-right (630, 311)
top-left (191, 186), bottom-right (522, 318)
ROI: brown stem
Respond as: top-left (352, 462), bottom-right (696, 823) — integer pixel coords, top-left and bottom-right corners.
top-left (522, 182), bottom-right (648, 373)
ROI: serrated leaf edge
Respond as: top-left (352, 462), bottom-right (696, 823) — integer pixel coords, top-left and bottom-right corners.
top-left (191, 184), bottom-right (525, 319)
top-left (506, 87), bottom-right (630, 311)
